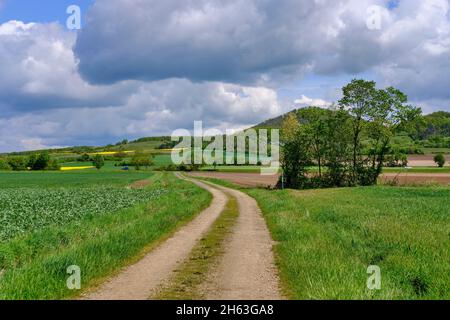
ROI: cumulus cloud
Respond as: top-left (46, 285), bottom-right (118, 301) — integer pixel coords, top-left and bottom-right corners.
top-left (294, 95), bottom-right (332, 108)
top-left (375, 0), bottom-right (450, 100)
top-left (0, 17), bottom-right (286, 152)
top-left (0, 79), bottom-right (283, 152)
top-left (1, 0), bottom-right (450, 152)
top-left (74, 0), bottom-right (385, 85)
top-left (19, 138), bottom-right (64, 151)
top-left (73, 0), bottom-right (450, 103)
top-left (0, 20), bottom-right (137, 115)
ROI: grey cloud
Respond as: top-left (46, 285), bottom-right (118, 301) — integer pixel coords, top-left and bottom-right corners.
top-left (73, 0), bottom-right (450, 103)
top-left (74, 0), bottom-right (357, 85)
top-left (375, 0), bottom-right (450, 102)
top-left (0, 79), bottom-right (285, 152)
top-left (0, 21), bottom-right (139, 115)
top-left (1, 0), bottom-right (450, 152)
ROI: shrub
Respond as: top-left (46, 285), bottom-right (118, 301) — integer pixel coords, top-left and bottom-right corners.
top-left (157, 164), bottom-right (201, 172)
top-left (385, 152), bottom-right (408, 167)
top-left (92, 154), bottom-right (105, 170)
top-left (114, 151), bottom-right (128, 160)
top-left (46, 159), bottom-right (61, 171)
top-left (7, 157), bottom-right (27, 171)
top-left (78, 153), bottom-right (90, 162)
top-left (32, 152), bottom-right (50, 170)
top-left (0, 158), bottom-right (12, 171)
top-left (433, 153), bottom-right (446, 168)
top-left (158, 141), bottom-right (178, 149)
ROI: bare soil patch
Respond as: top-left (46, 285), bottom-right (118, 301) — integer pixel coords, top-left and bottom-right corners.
top-left (408, 155), bottom-right (449, 167)
top-left (128, 179), bottom-right (151, 189)
top-left (189, 171), bottom-right (450, 187)
top-left (381, 173), bottom-right (450, 185)
top-left (189, 172), bottom-right (279, 188)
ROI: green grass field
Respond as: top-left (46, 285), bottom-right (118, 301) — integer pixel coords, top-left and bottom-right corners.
top-left (59, 154), bottom-right (175, 172)
top-left (0, 171), bottom-right (152, 188)
top-left (152, 153), bottom-right (175, 167)
top-left (0, 172), bottom-right (211, 299)
top-left (57, 149), bottom-right (450, 174)
top-left (0, 185), bottom-right (165, 241)
top-left (1, 166), bottom-right (448, 300)
top-left (198, 177), bottom-right (450, 299)
top-left (422, 148), bottom-right (450, 154)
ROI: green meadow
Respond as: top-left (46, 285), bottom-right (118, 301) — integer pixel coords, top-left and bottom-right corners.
top-left (199, 177), bottom-right (450, 300)
top-left (0, 171), bottom-right (152, 188)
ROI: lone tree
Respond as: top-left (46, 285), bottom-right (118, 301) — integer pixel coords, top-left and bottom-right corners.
top-left (92, 154), bottom-right (105, 170)
top-left (434, 153), bottom-right (446, 168)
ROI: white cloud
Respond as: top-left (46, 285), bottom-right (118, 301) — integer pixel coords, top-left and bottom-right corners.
top-left (19, 138), bottom-right (64, 151)
top-left (1, 0), bottom-right (450, 152)
top-left (71, 0), bottom-right (450, 104)
top-left (0, 20), bottom-right (137, 114)
top-left (294, 95), bottom-right (332, 108)
top-left (74, 0), bottom-right (386, 85)
top-left (0, 79), bottom-right (284, 152)
top-left (0, 18), bottom-right (286, 152)
top-left (374, 0), bottom-right (450, 101)
top-left (0, 20), bottom-right (35, 35)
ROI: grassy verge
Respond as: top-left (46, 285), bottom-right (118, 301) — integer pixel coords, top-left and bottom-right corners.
top-left (156, 196), bottom-right (239, 300)
top-left (196, 177), bottom-right (449, 300)
top-left (0, 173), bottom-right (211, 299)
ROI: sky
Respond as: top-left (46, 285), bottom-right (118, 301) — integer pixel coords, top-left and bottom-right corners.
top-left (0, 0), bottom-right (449, 152)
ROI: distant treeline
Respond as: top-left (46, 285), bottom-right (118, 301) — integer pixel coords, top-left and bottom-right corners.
top-left (0, 152), bottom-right (59, 171)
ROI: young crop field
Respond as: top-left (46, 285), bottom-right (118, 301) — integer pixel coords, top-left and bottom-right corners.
top-left (0, 171), bottom-right (152, 188)
top-left (0, 186), bottom-right (164, 241)
top-left (0, 172), bottom-right (211, 299)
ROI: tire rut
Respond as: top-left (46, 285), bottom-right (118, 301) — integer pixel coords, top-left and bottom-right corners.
top-left (195, 179), bottom-right (282, 300)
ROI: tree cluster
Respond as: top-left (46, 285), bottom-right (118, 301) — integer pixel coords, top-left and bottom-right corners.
top-left (0, 152), bottom-right (59, 171)
top-left (281, 79), bottom-right (421, 189)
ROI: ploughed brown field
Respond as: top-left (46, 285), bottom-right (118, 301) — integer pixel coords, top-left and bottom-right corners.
top-left (188, 171), bottom-right (450, 188)
top-left (408, 155), bottom-right (450, 167)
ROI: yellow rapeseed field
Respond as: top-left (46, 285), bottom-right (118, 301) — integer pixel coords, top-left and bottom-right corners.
top-left (60, 166), bottom-right (95, 171)
top-left (159, 148), bottom-right (188, 152)
top-left (90, 151), bottom-right (134, 155)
